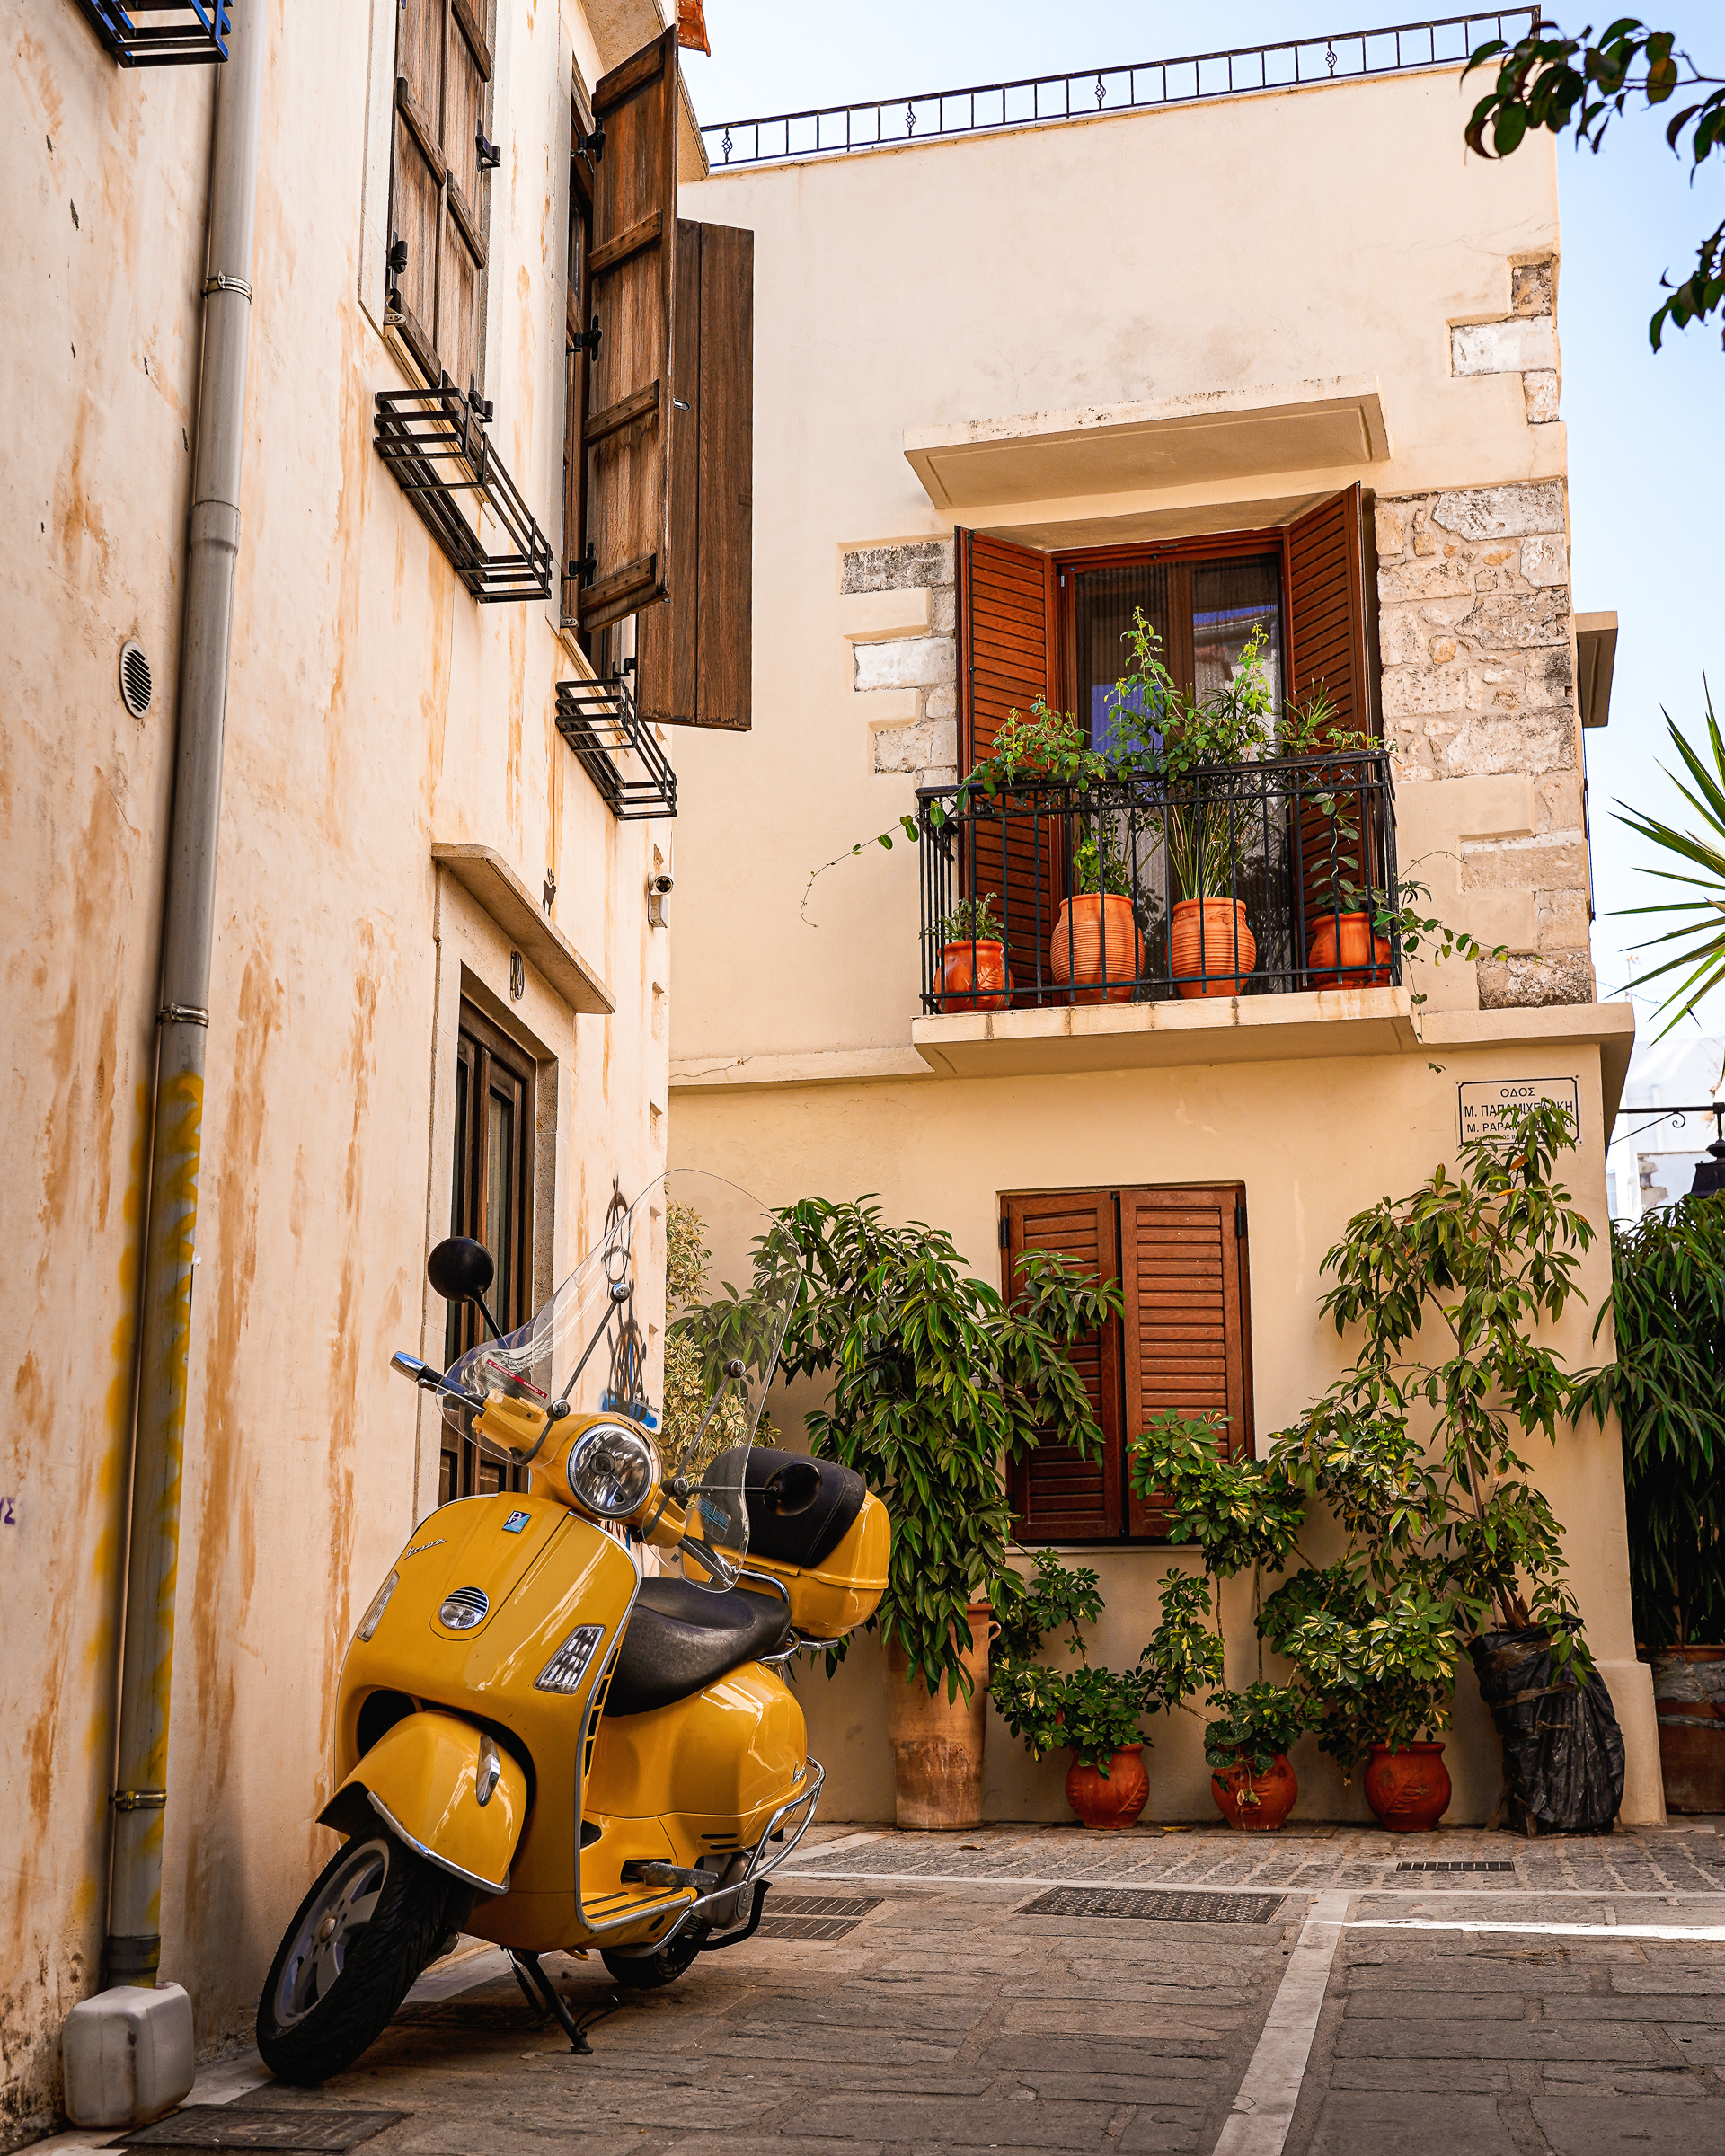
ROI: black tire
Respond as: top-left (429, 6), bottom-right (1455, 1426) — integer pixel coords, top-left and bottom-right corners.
top-left (600, 1922), bottom-right (709, 1990)
top-left (257, 1830), bottom-right (452, 2084)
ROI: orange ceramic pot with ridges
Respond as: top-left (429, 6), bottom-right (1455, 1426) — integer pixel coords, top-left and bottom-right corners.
top-left (1307, 911), bottom-right (1392, 989)
top-left (940, 940), bottom-right (1012, 1012)
top-left (1211, 1752), bottom-right (1296, 1831)
top-left (1172, 898), bottom-right (1256, 999)
top-left (1050, 894), bottom-right (1142, 1004)
top-left (1362, 1740), bottom-right (1452, 1833)
top-left (1066, 1745), bottom-right (1150, 1829)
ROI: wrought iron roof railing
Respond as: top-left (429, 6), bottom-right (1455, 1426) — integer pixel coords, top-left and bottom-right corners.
top-left (702, 10), bottom-right (1538, 170)
top-left (75, 0), bottom-right (230, 65)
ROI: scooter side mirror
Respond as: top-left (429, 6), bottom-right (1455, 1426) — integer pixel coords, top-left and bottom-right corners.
top-left (428, 1236), bottom-right (495, 1305)
top-left (762, 1460), bottom-right (822, 1517)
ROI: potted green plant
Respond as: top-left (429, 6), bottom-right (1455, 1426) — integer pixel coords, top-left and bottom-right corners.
top-left (1050, 823), bottom-right (1143, 1004)
top-left (938, 894), bottom-right (1011, 1012)
top-left (1582, 1194), bottom-right (1725, 1813)
top-left (772, 1198), bottom-right (1121, 1829)
top-left (990, 1552), bottom-right (1157, 1826)
top-left (1127, 1410), bottom-right (1310, 1827)
top-left (1112, 614), bottom-right (1276, 998)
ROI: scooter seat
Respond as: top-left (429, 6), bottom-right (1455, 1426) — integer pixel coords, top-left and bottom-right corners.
top-left (605, 1576), bottom-right (792, 1717)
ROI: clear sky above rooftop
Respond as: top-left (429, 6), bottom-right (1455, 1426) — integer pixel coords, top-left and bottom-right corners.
top-left (682, 4), bottom-right (1725, 1062)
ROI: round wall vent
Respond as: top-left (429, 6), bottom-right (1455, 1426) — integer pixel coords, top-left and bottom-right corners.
top-left (119, 640), bottom-right (153, 719)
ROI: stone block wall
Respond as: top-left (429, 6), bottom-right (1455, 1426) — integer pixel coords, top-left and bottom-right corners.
top-left (1375, 478), bottom-right (1594, 1007)
top-left (840, 539), bottom-right (960, 786)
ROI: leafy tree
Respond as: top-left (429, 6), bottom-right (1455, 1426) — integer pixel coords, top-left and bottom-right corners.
top-left (770, 1197), bottom-right (1121, 1702)
top-left (1465, 17), bottom-right (1725, 349)
top-left (1579, 1197), bottom-right (1725, 1649)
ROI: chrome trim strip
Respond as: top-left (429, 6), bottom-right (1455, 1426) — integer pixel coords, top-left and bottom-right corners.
top-left (736, 1566), bottom-right (791, 1607)
top-left (367, 1789), bottom-right (509, 1896)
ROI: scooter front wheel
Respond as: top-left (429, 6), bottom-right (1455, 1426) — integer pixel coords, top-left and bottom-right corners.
top-left (257, 1828), bottom-right (452, 2084)
top-left (600, 1923), bottom-right (709, 1990)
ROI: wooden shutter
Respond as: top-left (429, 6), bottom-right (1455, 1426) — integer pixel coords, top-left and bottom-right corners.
top-left (1003, 1189), bottom-right (1122, 1543)
top-left (958, 530), bottom-right (1060, 1002)
top-left (579, 30), bottom-right (679, 633)
top-left (1287, 484), bottom-right (1370, 734)
top-left (1287, 486), bottom-right (1384, 969)
top-left (390, 0), bottom-right (492, 393)
top-left (562, 93), bottom-right (593, 630)
top-left (635, 218), bottom-right (755, 729)
top-left (1119, 1185), bottom-right (1254, 1538)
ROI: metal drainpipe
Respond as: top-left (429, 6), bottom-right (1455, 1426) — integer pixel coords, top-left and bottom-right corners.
top-left (104, 4), bottom-right (267, 1989)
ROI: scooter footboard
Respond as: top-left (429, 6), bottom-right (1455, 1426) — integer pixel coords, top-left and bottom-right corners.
top-left (318, 1710), bottom-right (526, 1897)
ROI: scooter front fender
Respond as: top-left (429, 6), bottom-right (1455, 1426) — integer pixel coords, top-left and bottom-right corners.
top-left (318, 1710), bottom-right (527, 1897)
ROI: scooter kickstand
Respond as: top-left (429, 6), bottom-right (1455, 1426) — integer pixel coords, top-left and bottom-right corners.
top-left (509, 1949), bottom-right (593, 2055)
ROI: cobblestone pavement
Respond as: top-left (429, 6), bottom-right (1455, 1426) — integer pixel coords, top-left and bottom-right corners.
top-left (48, 1824), bottom-right (1725, 2156)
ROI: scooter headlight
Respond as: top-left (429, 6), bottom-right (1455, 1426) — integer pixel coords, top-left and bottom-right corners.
top-left (567, 1421), bottom-right (658, 1519)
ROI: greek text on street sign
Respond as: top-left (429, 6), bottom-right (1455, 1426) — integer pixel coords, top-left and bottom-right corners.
top-left (1456, 1077), bottom-right (1579, 1145)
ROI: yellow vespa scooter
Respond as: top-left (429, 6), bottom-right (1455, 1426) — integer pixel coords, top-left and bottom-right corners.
top-left (256, 1171), bottom-right (888, 2084)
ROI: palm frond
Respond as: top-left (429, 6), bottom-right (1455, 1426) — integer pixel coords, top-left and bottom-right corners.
top-left (1614, 684), bottom-right (1725, 1036)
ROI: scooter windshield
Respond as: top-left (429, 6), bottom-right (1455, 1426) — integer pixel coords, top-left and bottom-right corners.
top-left (438, 1170), bottom-right (801, 1589)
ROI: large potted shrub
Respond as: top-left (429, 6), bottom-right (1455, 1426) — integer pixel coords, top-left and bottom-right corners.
top-left (1585, 1196), bottom-right (1725, 1812)
top-left (773, 1198), bottom-right (1120, 1828)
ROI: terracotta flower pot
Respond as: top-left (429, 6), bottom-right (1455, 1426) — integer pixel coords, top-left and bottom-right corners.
top-left (1066, 1744), bottom-right (1150, 1829)
top-left (1210, 1752), bottom-right (1296, 1831)
top-left (1652, 1646), bottom-right (1725, 1815)
top-left (1363, 1741), bottom-right (1452, 1833)
top-left (1050, 894), bottom-right (1143, 1005)
top-left (882, 1603), bottom-right (992, 1829)
top-left (1307, 910), bottom-right (1392, 989)
top-left (1171, 897), bottom-right (1256, 999)
top-left (940, 939), bottom-right (1012, 1012)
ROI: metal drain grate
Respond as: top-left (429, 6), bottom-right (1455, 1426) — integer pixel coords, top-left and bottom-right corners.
top-left (118, 2108), bottom-right (405, 2151)
top-left (1395, 1860), bottom-right (1516, 1873)
top-left (1019, 1887), bottom-right (1286, 1924)
top-left (757, 1892), bottom-right (882, 1941)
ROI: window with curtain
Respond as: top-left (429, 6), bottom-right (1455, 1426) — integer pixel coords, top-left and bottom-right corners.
top-left (1073, 550), bottom-right (1282, 753)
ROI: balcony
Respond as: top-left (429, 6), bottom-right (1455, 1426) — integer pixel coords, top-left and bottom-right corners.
top-left (75, 0), bottom-right (230, 65)
top-left (916, 751), bottom-right (1402, 1038)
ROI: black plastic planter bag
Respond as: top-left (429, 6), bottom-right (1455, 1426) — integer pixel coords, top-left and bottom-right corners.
top-left (1471, 1626), bottom-right (1625, 1835)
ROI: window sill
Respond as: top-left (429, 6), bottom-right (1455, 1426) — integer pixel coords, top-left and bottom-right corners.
top-left (913, 985), bottom-right (1419, 1076)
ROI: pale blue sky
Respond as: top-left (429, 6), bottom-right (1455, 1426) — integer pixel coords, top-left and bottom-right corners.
top-left (682, 4), bottom-right (1725, 1053)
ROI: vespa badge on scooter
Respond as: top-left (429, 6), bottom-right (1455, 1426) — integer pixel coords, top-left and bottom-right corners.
top-left (256, 1171), bottom-right (889, 2083)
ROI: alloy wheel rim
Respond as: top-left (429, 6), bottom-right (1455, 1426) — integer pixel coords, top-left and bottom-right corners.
top-left (273, 1836), bottom-right (390, 2028)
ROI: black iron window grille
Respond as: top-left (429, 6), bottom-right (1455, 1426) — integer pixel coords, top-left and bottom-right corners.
top-left (555, 673), bottom-right (677, 821)
top-left (374, 384), bottom-right (553, 604)
top-left (916, 751), bottom-right (1400, 1015)
top-left (75, 0), bottom-right (229, 64)
top-left (703, 11), bottom-right (1537, 167)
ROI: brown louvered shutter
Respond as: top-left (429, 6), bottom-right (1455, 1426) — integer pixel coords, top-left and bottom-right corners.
top-left (1287, 484), bottom-right (1370, 732)
top-left (1119, 1185), bottom-right (1254, 1538)
top-left (1287, 485), bottom-right (1384, 973)
top-left (1003, 1189), bottom-right (1122, 1543)
top-left (389, 0), bottom-right (492, 393)
top-left (958, 530), bottom-right (1060, 1003)
top-left (636, 218), bottom-right (755, 729)
top-left (580, 30), bottom-right (679, 634)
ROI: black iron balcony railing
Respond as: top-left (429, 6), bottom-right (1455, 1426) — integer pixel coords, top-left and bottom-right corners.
top-left (703, 11), bottom-right (1538, 168)
top-left (374, 385), bottom-right (553, 604)
top-left (915, 751), bottom-right (1401, 1015)
top-left (76, 0), bottom-right (230, 65)
top-left (555, 673), bottom-right (677, 820)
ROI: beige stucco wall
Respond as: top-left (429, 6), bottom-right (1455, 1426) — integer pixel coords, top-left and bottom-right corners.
top-left (670, 1013), bottom-right (1659, 1830)
top-left (2, 0), bottom-right (680, 2140)
top-left (668, 65), bottom-right (1589, 1079)
top-left (660, 66), bottom-right (1652, 1838)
